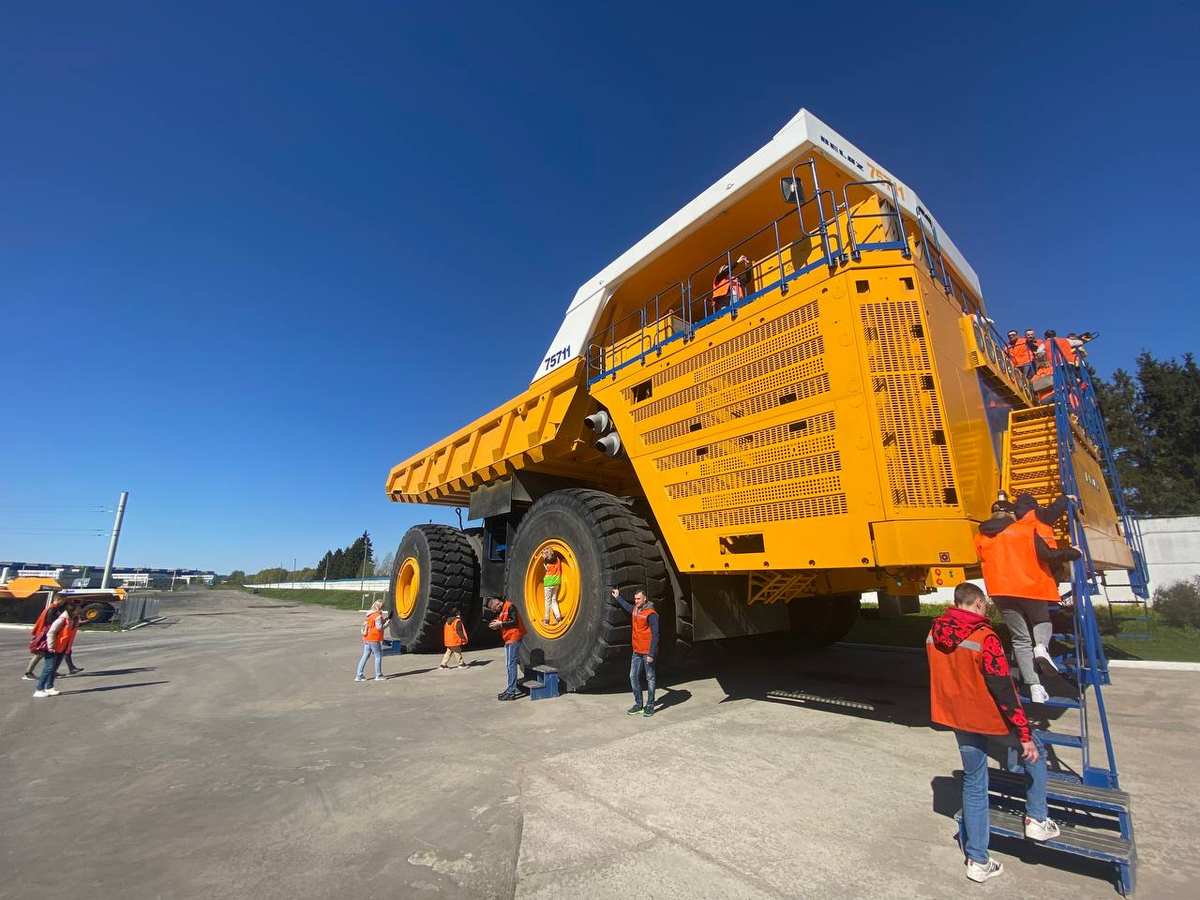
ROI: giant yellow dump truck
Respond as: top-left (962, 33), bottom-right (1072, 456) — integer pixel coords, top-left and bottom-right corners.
top-left (383, 109), bottom-right (1137, 690)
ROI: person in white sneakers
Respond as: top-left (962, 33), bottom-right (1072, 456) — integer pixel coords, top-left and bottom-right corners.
top-left (928, 583), bottom-right (1061, 883)
top-left (973, 495), bottom-right (1082, 704)
top-left (33, 601), bottom-right (77, 698)
top-left (355, 600), bottom-right (390, 682)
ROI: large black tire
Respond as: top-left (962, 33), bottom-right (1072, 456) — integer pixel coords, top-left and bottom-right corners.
top-left (81, 602), bottom-right (115, 624)
top-left (505, 489), bottom-right (671, 692)
top-left (387, 525), bottom-right (478, 651)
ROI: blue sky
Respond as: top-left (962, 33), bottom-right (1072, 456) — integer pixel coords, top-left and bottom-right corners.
top-left (2, 2), bottom-right (1197, 574)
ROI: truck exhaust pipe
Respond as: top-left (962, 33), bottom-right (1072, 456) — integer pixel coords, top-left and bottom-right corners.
top-left (595, 432), bottom-right (622, 457)
top-left (584, 410), bottom-right (612, 433)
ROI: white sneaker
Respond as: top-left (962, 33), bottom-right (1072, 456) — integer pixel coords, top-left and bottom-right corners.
top-left (354, 676), bottom-right (365, 682)
top-left (32, 690), bottom-right (49, 698)
top-left (374, 676), bottom-right (386, 682)
top-left (44, 688), bottom-right (60, 696)
top-left (1025, 816), bottom-right (1061, 841)
top-left (966, 857), bottom-right (1004, 882)
top-left (1033, 644), bottom-right (1056, 667)
top-left (1030, 684), bottom-right (1050, 704)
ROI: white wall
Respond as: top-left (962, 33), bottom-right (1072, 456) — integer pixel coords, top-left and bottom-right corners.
top-left (247, 578), bottom-right (389, 592)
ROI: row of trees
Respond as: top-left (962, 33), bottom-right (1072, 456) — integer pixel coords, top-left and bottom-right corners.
top-left (232, 531), bottom-right (391, 585)
top-left (1093, 352), bottom-right (1200, 516)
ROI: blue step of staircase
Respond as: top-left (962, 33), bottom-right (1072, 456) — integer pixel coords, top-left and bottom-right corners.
top-left (524, 665), bottom-right (560, 700)
top-left (1037, 729), bottom-right (1084, 749)
top-left (1019, 693), bottom-right (1081, 710)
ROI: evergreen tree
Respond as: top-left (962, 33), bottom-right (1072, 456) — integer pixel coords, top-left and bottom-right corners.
top-left (1094, 351), bottom-right (1200, 515)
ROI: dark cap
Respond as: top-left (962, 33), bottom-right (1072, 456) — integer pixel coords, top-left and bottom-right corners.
top-left (991, 499), bottom-right (1016, 515)
top-left (1014, 494), bottom-right (1040, 517)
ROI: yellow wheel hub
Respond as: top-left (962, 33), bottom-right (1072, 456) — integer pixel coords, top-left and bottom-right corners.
top-left (524, 539), bottom-right (580, 640)
top-left (395, 557), bottom-right (420, 620)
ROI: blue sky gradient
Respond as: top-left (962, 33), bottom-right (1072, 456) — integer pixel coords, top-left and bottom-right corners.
top-left (2, 1), bottom-right (1197, 573)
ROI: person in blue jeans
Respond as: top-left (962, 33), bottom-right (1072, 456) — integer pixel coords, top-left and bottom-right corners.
top-left (487, 597), bottom-right (526, 701)
top-left (927, 583), bottom-right (1060, 883)
top-left (610, 588), bottom-right (659, 717)
top-left (355, 600), bottom-right (389, 682)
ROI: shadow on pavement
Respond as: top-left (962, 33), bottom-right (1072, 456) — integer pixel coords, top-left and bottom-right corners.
top-left (385, 668), bottom-right (438, 679)
top-left (654, 687), bottom-right (692, 711)
top-left (67, 667), bottom-right (157, 678)
top-left (61, 681), bottom-right (170, 695)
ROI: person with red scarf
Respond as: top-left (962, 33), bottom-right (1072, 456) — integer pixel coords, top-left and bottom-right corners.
top-left (927, 583), bottom-right (1060, 882)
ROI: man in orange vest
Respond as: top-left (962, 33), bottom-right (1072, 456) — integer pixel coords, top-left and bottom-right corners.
top-left (440, 609), bottom-right (469, 669)
top-left (487, 596), bottom-right (526, 701)
top-left (928, 583), bottom-right (1060, 882)
top-left (22, 595), bottom-right (67, 681)
top-left (975, 495), bottom-right (1081, 703)
top-left (711, 254), bottom-right (753, 312)
top-left (610, 587), bottom-right (660, 717)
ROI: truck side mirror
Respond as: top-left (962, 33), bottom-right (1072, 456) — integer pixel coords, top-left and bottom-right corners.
top-left (780, 176), bottom-right (802, 205)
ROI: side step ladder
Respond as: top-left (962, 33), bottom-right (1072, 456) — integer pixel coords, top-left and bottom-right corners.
top-left (977, 344), bottom-right (1146, 895)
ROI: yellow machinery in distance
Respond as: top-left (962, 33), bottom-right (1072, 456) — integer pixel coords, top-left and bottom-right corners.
top-left (382, 109), bottom-right (1136, 690)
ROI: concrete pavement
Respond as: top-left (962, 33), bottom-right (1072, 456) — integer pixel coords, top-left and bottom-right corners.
top-left (1, 588), bottom-right (1196, 899)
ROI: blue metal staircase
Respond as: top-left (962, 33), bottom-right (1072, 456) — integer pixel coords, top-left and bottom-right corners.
top-left (967, 344), bottom-right (1146, 895)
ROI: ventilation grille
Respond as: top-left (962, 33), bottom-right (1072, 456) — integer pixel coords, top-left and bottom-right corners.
top-left (860, 299), bottom-right (957, 509)
top-left (682, 494), bottom-right (848, 530)
top-left (624, 299), bottom-right (821, 400)
top-left (666, 452), bottom-right (842, 499)
top-left (640, 373), bottom-right (830, 447)
top-left (654, 411), bottom-right (837, 473)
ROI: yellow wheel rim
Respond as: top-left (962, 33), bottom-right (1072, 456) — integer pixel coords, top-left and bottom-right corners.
top-left (525, 539), bottom-right (580, 639)
top-left (84, 607), bottom-right (100, 622)
top-left (395, 557), bottom-right (420, 620)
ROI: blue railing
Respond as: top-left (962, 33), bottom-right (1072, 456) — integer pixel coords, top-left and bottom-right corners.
top-left (585, 162), bottom-right (912, 385)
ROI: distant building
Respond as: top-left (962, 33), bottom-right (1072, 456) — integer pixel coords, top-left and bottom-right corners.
top-left (0, 561), bottom-right (216, 588)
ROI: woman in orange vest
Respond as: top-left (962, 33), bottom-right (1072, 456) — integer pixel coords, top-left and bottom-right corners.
top-left (927, 583), bottom-right (1059, 882)
top-left (440, 609), bottom-right (469, 669)
top-left (33, 601), bottom-right (77, 698)
top-left (610, 587), bottom-right (659, 717)
top-left (711, 254), bottom-right (753, 312)
top-left (974, 494), bottom-right (1080, 704)
top-left (487, 596), bottom-right (526, 701)
top-left (355, 599), bottom-right (390, 682)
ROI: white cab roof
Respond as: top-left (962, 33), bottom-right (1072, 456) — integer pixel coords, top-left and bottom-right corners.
top-left (534, 108), bottom-right (981, 383)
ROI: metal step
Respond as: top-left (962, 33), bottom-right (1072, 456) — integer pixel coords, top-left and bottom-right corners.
top-left (982, 807), bottom-right (1134, 865)
top-left (1019, 693), bottom-right (1080, 710)
top-left (988, 768), bottom-right (1131, 813)
top-left (1037, 729), bottom-right (1083, 749)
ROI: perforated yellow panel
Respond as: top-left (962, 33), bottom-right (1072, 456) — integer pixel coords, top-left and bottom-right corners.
top-left (681, 494), bottom-right (849, 530)
top-left (859, 298), bottom-right (958, 513)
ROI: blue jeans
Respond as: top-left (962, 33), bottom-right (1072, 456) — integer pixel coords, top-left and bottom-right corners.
top-left (37, 653), bottom-right (63, 691)
top-left (955, 730), bottom-right (1048, 863)
top-left (504, 642), bottom-right (520, 694)
top-left (630, 653), bottom-right (656, 708)
top-left (356, 641), bottom-right (382, 678)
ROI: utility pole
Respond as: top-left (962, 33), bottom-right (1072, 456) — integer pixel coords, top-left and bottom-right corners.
top-left (100, 491), bottom-right (129, 589)
top-left (323, 553), bottom-right (330, 589)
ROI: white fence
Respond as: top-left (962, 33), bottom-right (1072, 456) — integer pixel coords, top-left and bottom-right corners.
top-left (248, 578), bottom-right (390, 592)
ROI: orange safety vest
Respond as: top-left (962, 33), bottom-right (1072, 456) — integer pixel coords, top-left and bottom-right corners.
top-left (974, 518), bottom-right (1060, 601)
top-left (362, 610), bottom-right (385, 643)
top-left (631, 606), bottom-right (657, 655)
top-left (1006, 341), bottom-right (1033, 367)
top-left (444, 617), bottom-right (467, 648)
top-left (926, 623), bottom-right (1011, 736)
top-left (64, 617), bottom-right (80, 652)
top-left (499, 601), bottom-right (526, 645)
top-left (47, 612), bottom-right (72, 653)
top-left (1048, 336), bottom-right (1077, 364)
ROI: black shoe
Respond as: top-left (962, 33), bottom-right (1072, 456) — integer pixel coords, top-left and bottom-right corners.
top-left (68, 667), bottom-right (83, 674)
top-left (626, 705), bottom-right (644, 716)
top-left (643, 706), bottom-right (655, 718)
top-left (499, 692), bottom-right (519, 702)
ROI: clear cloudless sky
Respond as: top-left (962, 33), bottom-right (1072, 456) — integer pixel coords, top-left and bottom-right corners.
top-left (2, 1), bottom-right (1198, 574)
